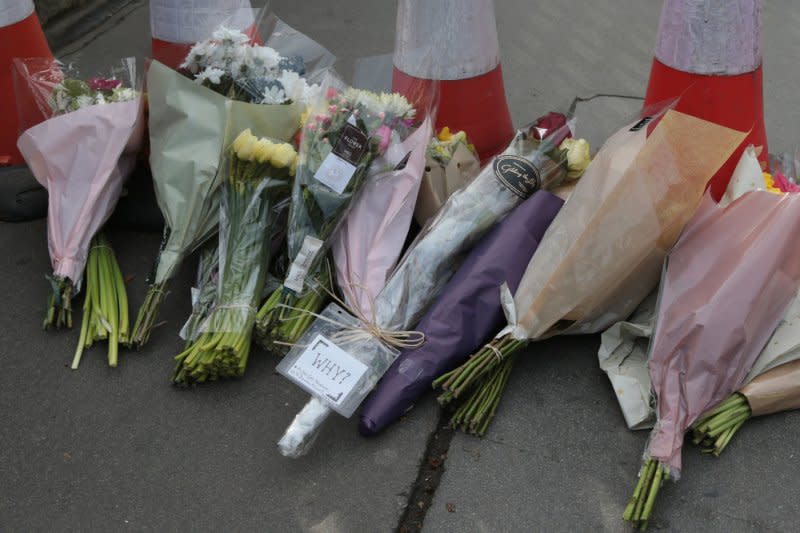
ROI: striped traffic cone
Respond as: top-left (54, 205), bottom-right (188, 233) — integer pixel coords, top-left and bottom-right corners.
top-left (150, 0), bottom-right (255, 69)
top-left (1, 0), bottom-right (52, 167)
top-left (644, 0), bottom-right (766, 200)
top-left (392, 0), bottom-right (514, 161)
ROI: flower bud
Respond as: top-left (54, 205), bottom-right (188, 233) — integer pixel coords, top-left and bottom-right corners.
top-left (560, 138), bottom-right (591, 179)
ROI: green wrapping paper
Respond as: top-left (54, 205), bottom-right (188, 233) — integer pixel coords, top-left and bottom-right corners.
top-left (147, 60), bottom-right (303, 284)
top-left (134, 61), bottom-right (303, 345)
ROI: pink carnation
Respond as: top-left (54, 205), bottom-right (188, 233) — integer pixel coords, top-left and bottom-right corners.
top-left (376, 125), bottom-right (392, 153)
top-left (773, 171), bottom-right (800, 193)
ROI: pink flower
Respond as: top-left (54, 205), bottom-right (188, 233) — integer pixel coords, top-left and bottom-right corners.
top-left (328, 105), bottom-right (338, 114)
top-left (89, 77), bottom-right (122, 91)
top-left (326, 87), bottom-right (338, 99)
top-left (376, 125), bottom-right (392, 153)
top-left (307, 123), bottom-right (317, 131)
top-left (773, 171), bottom-right (800, 193)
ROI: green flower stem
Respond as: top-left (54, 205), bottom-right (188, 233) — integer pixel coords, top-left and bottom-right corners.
top-left (447, 356), bottom-right (514, 436)
top-left (691, 393), bottom-right (751, 455)
top-left (43, 277), bottom-right (74, 330)
top-left (624, 458), bottom-right (669, 530)
top-left (131, 281), bottom-right (169, 347)
top-left (71, 233), bottom-right (129, 369)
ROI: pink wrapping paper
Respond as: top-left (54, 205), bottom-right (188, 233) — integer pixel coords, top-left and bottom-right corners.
top-left (647, 190), bottom-right (800, 474)
top-left (17, 98), bottom-right (144, 285)
top-left (332, 118), bottom-right (433, 317)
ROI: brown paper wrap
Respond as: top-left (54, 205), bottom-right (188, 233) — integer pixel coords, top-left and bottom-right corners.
top-left (741, 359), bottom-right (800, 417)
top-left (413, 143), bottom-right (480, 227)
top-left (511, 110), bottom-right (747, 339)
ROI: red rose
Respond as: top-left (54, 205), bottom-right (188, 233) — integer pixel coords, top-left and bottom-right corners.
top-left (529, 112), bottom-right (571, 146)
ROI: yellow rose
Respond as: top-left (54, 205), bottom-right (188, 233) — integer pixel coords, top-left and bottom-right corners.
top-left (270, 143), bottom-right (297, 169)
top-left (254, 139), bottom-right (275, 164)
top-left (437, 126), bottom-right (452, 142)
top-left (560, 137), bottom-right (591, 179)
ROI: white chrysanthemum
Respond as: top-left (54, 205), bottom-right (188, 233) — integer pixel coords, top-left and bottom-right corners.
top-left (379, 92), bottom-right (415, 119)
top-left (195, 67), bottom-right (226, 85)
top-left (93, 93), bottom-right (107, 106)
top-left (277, 70), bottom-right (321, 107)
top-left (343, 88), bottom-right (384, 117)
top-left (261, 85), bottom-right (287, 104)
top-left (180, 41), bottom-right (212, 72)
top-left (211, 26), bottom-right (250, 45)
top-left (50, 87), bottom-right (70, 113)
top-left (247, 46), bottom-right (281, 76)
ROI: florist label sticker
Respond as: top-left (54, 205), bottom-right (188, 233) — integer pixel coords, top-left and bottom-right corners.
top-left (493, 155), bottom-right (541, 199)
top-left (285, 334), bottom-right (369, 412)
top-left (285, 236), bottom-right (324, 293)
top-left (313, 116), bottom-right (368, 194)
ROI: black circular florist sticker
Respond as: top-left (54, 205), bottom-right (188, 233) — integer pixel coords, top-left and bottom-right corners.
top-left (493, 155), bottom-right (542, 199)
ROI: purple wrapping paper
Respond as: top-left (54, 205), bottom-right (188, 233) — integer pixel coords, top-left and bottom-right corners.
top-left (358, 190), bottom-right (564, 435)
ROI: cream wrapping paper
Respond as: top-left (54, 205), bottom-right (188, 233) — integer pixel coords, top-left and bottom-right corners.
top-left (741, 359), bottom-right (800, 417)
top-left (413, 142), bottom-right (480, 227)
top-left (17, 98), bottom-right (144, 285)
top-left (508, 110), bottom-right (747, 341)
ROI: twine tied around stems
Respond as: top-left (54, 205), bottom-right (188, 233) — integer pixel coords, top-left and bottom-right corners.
top-left (484, 341), bottom-right (506, 362)
top-left (276, 274), bottom-right (425, 351)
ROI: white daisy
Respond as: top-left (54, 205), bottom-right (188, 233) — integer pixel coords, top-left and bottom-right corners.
top-left (195, 67), bottom-right (226, 85)
top-left (211, 26), bottom-right (250, 45)
top-left (261, 85), bottom-right (287, 104)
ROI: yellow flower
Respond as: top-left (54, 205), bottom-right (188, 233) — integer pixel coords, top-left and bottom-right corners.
top-left (290, 157), bottom-right (297, 176)
top-left (237, 135), bottom-right (257, 161)
top-left (270, 143), bottom-right (297, 169)
top-left (437, 127), bottom-right (452, 142)
top-left (232, 128), bottom-right (254, 154)
top-left (254, 138), bottom-right (275, 164)
top-left (763, 172), bottom-right (783, 194)
top-left (560, 137), bottom-right (591, 179)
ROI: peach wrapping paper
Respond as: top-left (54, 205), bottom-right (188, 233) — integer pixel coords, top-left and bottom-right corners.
top-left (413, 142), bottom-right (480, 227)
top-left (17, 98), bottom-right (144, 285)
top-left (741, 359), bottom-right (800, 417)
top-left (509, 110), bottom-right (746, 341)
top-left (647, 190), bottom-right (800, 474)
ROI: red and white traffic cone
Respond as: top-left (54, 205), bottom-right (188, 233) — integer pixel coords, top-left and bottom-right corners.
top-left (150, 0), bottom-right (255, 69)
top-left (1, 0), bottom-right (52, 167)
top-left (392, 0), bottom-right (514, 161)
top-left (644, 0), bottom-right (766, 200)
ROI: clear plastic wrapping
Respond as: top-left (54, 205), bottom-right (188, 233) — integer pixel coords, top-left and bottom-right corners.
top-left (276, 303), bottom-right (399, 457)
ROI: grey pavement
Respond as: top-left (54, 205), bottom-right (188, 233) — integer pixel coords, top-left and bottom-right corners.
top-left (1, 1), bottom-right (799, 532)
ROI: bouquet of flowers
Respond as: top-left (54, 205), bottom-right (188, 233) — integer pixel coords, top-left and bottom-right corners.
top-left (131, 22), bottom-right (332, 347)
top-left (15, 57), bottom-right (143, 331)
top-left (414, 127), bottom-right (480, 227)
top-left (254, 84), bottom-right (417, 353)
top-left (623, 185), bottom-right (800, 529)
top-left (274, 113), bottom-right (579, 457)
top-left (434, 109), bottom-right (746, 436)
top-left (173, 128), bottom-right (297, 384)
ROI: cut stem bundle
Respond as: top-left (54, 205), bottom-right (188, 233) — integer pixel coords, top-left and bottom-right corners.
top-left (623, 458), bottom-right (669, 531)
top-left (433, 334), bottom-right (526, 400)
top-left (130, 281), bottom-right (168, 347)
top-left (43, 277), bottom-right (74, 330)
top-left (446, 357), bottom-right (514, 436)
top-left (691, 393), bottom-right (751, 456)
top-left (72, 233), bottom-right (129, 369)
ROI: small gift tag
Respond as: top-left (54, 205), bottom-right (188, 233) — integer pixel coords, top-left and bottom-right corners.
top-left (283, 334), bottom-right (370, 411)
top-left (313, 115), bottom-right (368, 194)
top-left (277, 303), bottom-right (401, 418)
top-left (285, 235), bottom-right (324, 293)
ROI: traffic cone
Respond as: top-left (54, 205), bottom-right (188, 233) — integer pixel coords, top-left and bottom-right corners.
top-left (150, 0), bottom-right (256, 69)
top-left (392, 0), bottom-right (514, 161)
top-left (644, 0), bottom-right (766, 200)
top-left (1, 0), bottom-right (52, 167)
